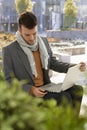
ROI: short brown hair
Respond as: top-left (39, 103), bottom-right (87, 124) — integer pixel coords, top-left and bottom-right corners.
top-left (18, 11), bottom-right (37, 29)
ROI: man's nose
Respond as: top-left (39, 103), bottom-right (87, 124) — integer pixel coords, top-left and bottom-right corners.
top-left (30, 35), bottom-right (34, 40)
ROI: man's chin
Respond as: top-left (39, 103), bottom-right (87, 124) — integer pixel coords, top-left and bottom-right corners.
top-left (30, 42), bottom-right (34, 45)
top-left (28, 42), bottom-right (34, 45)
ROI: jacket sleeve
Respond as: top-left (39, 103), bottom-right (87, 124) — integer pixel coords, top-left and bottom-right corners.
top-left (50, 55), bottom-right (75, 73)
top-left (42, 37), bottom-right (75, 73)
top-left (2, 46), bottom-right (33, 93)
top-left (2, 46), bottom-right (14, 83)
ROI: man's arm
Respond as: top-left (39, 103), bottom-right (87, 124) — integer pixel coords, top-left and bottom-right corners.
top-left (2, 46), bottom-right (14, 83)
top-left (42, 37), bottom-right (75, 73)
top-left (2, 47), bottom-right (31, 92)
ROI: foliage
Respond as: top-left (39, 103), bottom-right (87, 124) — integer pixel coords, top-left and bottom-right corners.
top-left (0, 73), bottom-right (87, 130)
top-left (63, 0), bottom-right (78, 28)
top-left (0, 33), bottom-right (15, 49)
top-left (15, 0), bottom-right (33, 15)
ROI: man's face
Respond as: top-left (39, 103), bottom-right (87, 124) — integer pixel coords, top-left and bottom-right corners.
top-left (19, 25), bottom-right (37, 45)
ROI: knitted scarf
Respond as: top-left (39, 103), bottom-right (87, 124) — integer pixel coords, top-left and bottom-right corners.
top-left (15, 31), bottom-right (49, 77)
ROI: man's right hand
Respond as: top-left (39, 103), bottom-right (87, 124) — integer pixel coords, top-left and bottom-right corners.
top-left (30, 86), bottom-right (47, 97)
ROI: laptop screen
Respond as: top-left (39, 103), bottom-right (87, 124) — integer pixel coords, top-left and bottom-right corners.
top-left (62, 64), bottom-right (81, 91)
top-left (41, 64), bottom-right (82, 93)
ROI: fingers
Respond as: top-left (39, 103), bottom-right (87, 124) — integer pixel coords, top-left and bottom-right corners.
top-left (79, 62), bottom-right (86, 71)
top-left (39, 88), bottom-right (47, 95)
top-left (34, 88), bottom-right (47, 97)
top-left (30, 86), bottom-right (47, 97)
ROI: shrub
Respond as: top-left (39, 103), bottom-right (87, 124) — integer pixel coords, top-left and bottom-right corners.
top-left (0, 73), bottom-right (87, 130)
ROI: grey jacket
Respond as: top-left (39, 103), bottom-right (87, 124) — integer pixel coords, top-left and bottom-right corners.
top-left (2, 37), bottom-right (74, 92)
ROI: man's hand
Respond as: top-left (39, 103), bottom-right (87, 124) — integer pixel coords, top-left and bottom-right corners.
top-left (30, 86), bottom-right (47, 97)
top-left (79, 62), bottom-right (86, 72)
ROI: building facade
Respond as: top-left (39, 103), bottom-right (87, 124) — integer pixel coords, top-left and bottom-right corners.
top-left (0, 0), bottom-right (87, 33)
top-left (32, 0), bottom-right (62, 31)
top-left (0, 0), bottom-right (18, 32)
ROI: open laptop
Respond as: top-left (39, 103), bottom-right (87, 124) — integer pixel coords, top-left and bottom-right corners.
top-left (41, 64), bottom-right (81, 93)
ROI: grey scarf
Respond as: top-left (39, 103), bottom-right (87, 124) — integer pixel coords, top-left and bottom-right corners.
top-left (15, 31), bottom-right (49, 77)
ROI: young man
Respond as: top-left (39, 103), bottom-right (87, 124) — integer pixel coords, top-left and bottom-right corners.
top-left (2, 11), bottom-right (86, 114)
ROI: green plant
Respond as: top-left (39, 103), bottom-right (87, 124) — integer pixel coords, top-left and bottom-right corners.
top-left (0, 73), bottom-right (87, 130)
top-left (64, 0), bottom-right (78, 28)
top-left (15, 0), bottom-right (33, 15)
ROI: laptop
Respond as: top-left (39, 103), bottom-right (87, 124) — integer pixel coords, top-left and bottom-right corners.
top-left (41, 64), bottom-right (81, 93)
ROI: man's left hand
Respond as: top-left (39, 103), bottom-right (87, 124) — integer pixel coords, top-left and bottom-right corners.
top-left (79, 62), bottom-right (86, 72)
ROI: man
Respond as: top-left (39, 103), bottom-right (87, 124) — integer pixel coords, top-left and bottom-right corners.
top-left (2, 11), bottom-right (86, 113)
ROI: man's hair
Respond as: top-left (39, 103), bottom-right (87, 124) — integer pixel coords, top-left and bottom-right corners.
top-left (18, 11), bottom-right (37, 29)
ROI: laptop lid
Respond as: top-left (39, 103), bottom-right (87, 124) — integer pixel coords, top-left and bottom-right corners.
top-left (41, 64), bottom-right (81, 93)
top-left (61, 64), bottom-right (81, 91)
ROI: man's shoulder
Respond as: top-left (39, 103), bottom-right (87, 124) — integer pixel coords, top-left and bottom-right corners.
top-left (40, 36), bottom-right (48, 43)
top-left (40, 36), bottom-right (50, 49)
top-left (41, 36), bottom-right (47, 40)
top-left (3, 40), bottom-right (18, 49)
